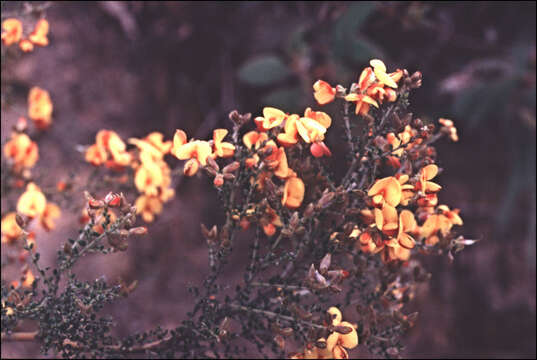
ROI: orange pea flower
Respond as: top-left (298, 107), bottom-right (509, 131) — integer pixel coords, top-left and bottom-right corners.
top-left (345, 93), bottom-right (378, 116)
top-left (276, 114), bottom-right (299, 147)
top-left (373, 204), bottom-right (399, 237)
top-left (313, 80), bottom-right (336, 105)
top-left (85, 143), bottom-right (108, 166)
top-left (416, 164), bottom-right (442, 193)
top-left (325, 307), bottom-right (359, 359)
top-left (212, 129), bottom-right (235, 158)
top-left (439, 118), bottom-right (459, 142)
top-left (40, 203), bottom-right (61, 231)
top-left (1, 18), bottom-right (22, 46)
top-left (368, 176), bottom-right (402, 208)
top-left (134, 161), bottom-right (164, 196)
top-left (282, 176), bottom-right (305, 209)
top-left (1, 212), bottom-right (23, 244)
top-left (28, 19), bottom-right (49, 47)
top-left (243, 130), bottom-right (269, 150)
top-left (17, 183), bottom-right (47, 218)
top-left (326, 321), bottom-right (359, 359)
top-left (129, 132), bottom-right (172, 160)
top-left (28, 87), bottom-right (53, 130)
top-left (135, 195), bottom-right (163, 223)
top-left (171, 129), bottom-right (212, 175)
top-left (3, 132), bottom-right (39, 171)
top-left (19, 39), bottom-right (34, 52)
top-left (254, 107), bottom-right (287, 132)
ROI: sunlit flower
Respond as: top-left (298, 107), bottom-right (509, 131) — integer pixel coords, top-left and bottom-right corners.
top-left (243, 130), bottom-right (269, 150)
top-left (276, 114), bottom-right (299, 147)
top-left (17, 183), bottom-right (47, 218)
top-left (40, 203), bottom-right (61, 231)
top-left (368, 176), bottom-right (402, 208)
top-left (345, 93), bottom-right (378, 116)
top-left (416, 164), bottom-right (442, 193)
top-left (28, 87), bottom-right (53, 130)
top-left (3, 132), bottom-right (39, 171)
top-left (19, 39), bottom-right (34, 52)
top-left (374, 204), bottom-right (400, 237)
top-left (421, 205), bottom-right (463, 245)
top-left (22, 268), bottom-right (35, 288)
top-left (85, 143), bottom-right (108, 166)
top-left (1, 18), bottom-right (22, 46)
top-left (1, 212), bottom-right (23, 244)
top-left (325, 307), bottom-right (359, 359)
top-left (394, 174), bottom-right (415, 207)
top-left (212, 128), bottom-right (235, 158)
top-left (254, 107), bottom-right (287, 132)
top-left (439, 118), bottom-right (459, 142)
top-left (28, 19), bottom-right (49, 46)
top-left (171, 129), bottom-right (212, 176)
top-left (370, 59), bottom-right (398, 89)
top-left (95, 130), bottom-right (132, 168)
top-left (313, 80), bottom-right (336, 105)
top-left (135, 194), bottom-right (163, 223)
top-left (134, 162), bottom-right (164, 196)
top-left (282, 176), bottom-right (305, 209)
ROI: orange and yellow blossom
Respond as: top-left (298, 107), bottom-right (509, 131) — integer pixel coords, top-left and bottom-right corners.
top-left (212, 129), bottom-right (235, 158)
top-left (368, 176), bottom-right (402, 208)
top-left (171, 129), bottom-right (212, 176)
top-left (17, 183), bottom-right (47, 218)
top-left (313, 80), bottom-right (336, 105)
top-left (85, 130), bottom-right (132, 169)
top-left (28, 19), bottom-right (49, 47)
top-left (1, 18), bottom-right (22, 46)
top-left (282, 175), bottom-right (305, 209)
top-left (294, 307), bottom-right (358, 359)
top-left (40, 203), bottom-right (61, 231)
top-left (135, 195), bottom-right (164, 223)
top-left (243, 131), bottom-right (269, 168)
top-left (1, 212), bottom-right (23, 244)
top-left (279, 108), bottom-right (332, 158)
top-left (345, 59), bottom-right (403, 116)
top-left (421, 205), bottom-right (463, 245)
top-left (254, 107), bottom-right (287, 132)
top-left (416, 164), bottom-right (442, 194)
top-left (3, 132), bottom-right (39, 171)
top-left (28, 87), bottom-right (53, 130)
top-left (439, 118), bottom-right (459, 142)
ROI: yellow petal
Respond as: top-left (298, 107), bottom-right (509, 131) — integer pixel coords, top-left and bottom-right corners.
top-left (370, 59), bottom-right (387, 73)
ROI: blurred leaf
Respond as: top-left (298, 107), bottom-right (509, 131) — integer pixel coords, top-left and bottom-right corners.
top-left (453, 79), bottom-right (517, 131)
top-left (332, 2), bottom-right (379, 64)
top-left (261, 86), bottom-right (302, 112)
top-left (238, 55), bottom-right (291, 87)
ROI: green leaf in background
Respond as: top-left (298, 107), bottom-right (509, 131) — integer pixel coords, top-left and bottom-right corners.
top-left (332, 2), bottom-right (379, 64)
top-left (261, 86), bottom-right (302, 112)
top-left (237, 54), bottom-right (291, 87)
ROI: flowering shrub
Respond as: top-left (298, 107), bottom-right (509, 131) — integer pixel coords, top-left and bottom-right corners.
top-left (1, 10), bottom-right (476, 359)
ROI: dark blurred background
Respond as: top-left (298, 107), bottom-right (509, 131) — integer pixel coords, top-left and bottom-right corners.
top-left (1, 2), bottom-right (535, 358)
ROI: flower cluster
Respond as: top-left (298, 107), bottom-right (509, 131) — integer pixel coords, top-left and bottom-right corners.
top-left (1, 18), bottom-right (49, 52)
top-left (85, 130), bottom-right (175, 222)
top-left (292, 307), bottom-right (359, 359)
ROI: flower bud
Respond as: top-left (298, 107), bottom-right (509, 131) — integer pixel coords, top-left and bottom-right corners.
top-left (223, 161), bottom-right (240, 174)
top-left (214, 174), bottom-right (224, 187)
top-left (129, 227), bottom-right (148, 236)
top-left (105, 192), bottom-right (122, 207)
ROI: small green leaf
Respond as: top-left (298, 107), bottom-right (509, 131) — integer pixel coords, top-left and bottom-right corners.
top-left (238, 55), bottom-right (291, 87)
